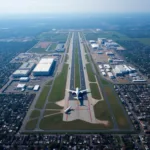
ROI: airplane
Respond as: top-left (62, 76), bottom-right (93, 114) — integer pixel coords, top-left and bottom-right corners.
top-left (64, 106), bottom-right (72, 114)
top-left (66, 87), bottom-right (89, 99)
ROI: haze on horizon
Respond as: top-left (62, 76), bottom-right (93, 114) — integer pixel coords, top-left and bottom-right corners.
top-left (0, 0), bottom-right (150, 14)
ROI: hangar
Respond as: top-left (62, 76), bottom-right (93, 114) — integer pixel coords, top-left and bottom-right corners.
top-left (33, 58), bottom-right (54, 76)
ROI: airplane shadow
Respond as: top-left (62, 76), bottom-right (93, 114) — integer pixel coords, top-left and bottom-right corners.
top-left (66, 109), bottom-right (75, 115)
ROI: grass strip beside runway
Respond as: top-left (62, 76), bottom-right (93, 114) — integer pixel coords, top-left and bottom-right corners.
top-left (35, 86), bottom-right (50, 109)
top-left (46, 103), bottom-right (63, 109)
top-left (64, 54), bottom-right (68, 62)
top-left (30, 110), bottom-right (40, 119)
top-left (86, 64), bottom-right (96, 82)
top-left (75, 48), bottom-right (80, 87)
top-left (48, 64), bottom-right (69, 102)
top-left (43, 110), bottom-right (61, 116)
top-left (89, 83), bottom-right (101, 100)
top-left (104, 86), bottom-right (130, 129)
top-left (25, 119), bottom-right (38, 130)
top-left (85, 54), bottom-right (90, 62)
top-left (94, 101), bottom-right (113, 129)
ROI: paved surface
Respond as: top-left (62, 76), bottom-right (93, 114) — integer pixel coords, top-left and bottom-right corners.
top-left (63, 32), bottom-right (97, 123)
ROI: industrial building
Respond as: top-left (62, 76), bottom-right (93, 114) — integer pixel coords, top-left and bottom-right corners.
top-left (132, 76), bottom-right (146, 82)
top-left (106, 69), bottom-right (110, 72)
top-left (106, 52), bottom-right (114, 56)
top-left (13, 62), bottom-right (35, 78)
top-left (17, 84), bottom-right (26, 90)
top-left (108, 58), bottom-right (113, 63)
top-left (104, 64), bottom-right (111, 69)
top-left (19, 62), bottom-right (35, 71)
top-left (91, 44), bottom-right (99, 49)
top-left (13, 70), bottom-right (30, 77)
top-left (33, 85), bottom-right (40, 91)
top-left (97, 38), bottom-right (107, 45)
top-left (55, 43), bottom-right (65, 52)
top-left (113, 59), bottom-right (124, 63)
top-left (107, 72), bottom-right (115, 79)
top-left (102, 72), bottom-right (106, 76)
top-left (105, 42), bottom-right (119, 48)
top-left (19, 77), bottom-right (29, 82)
top-left (89, 40), bottom-right (96, 44)
top-left (33, 58), bottom-right (54, 76)
top-left (112, 65), bottom-right (136, 76)
top-left (98, 65), bottom-right (103, 69)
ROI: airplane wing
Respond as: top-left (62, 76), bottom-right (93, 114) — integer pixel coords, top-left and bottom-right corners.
top-left (80, 89), bottom-right (89, 93)
top-left (66, 89), bottom-right (76, 93)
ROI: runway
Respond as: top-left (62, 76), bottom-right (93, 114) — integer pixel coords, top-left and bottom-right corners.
top-left (69, 32), bottom-right (87, 101)
top-left (63, 32), bottom-right (96, 123)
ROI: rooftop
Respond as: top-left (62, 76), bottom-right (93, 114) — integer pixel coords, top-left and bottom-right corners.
top-left (39, 58), bottom-right (54, 64)
top-left (33, 63), bottom-right (52, 72)
top-left (13, 70), bottom-right (30, 75)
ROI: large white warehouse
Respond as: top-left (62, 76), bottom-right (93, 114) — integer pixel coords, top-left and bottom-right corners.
top-left (33, 58), bottom-right (54, 76)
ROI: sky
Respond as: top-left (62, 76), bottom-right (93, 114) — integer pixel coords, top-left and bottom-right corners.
top-left (0, 0), bottom-right (150, 14)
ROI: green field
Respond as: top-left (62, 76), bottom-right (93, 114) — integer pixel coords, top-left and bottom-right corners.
top-left (46, 103), bottom-right (63, 109)
top-left (85, 30), bottom-right (150, 47)
top-left (29, 48), bottom-right (47, 53)
top-left (65, 54), bottom-right (68, 62)
top-left (48, 64), bottom-right (68, 102)
top-left (37, 33), bottom-right (68, 43)
top-left (25, 119), bottom-right (38, 130)
top-left (30, 110), bottom-right (40, 119)
top-left (75, 48), bottom-right (80, 87)
top-left (46, 80), bottom-right (53, 86)
top-left (135, 38), bottom-right (150, 46)
top-left (104, 86), bottom-right (130, 129)
top-left (35, 86), bottom-right (50, 109)
top-left (86, 64), bottom-right (96, 82)
top-left (85, 54), bottom-right (90, 62)
top-left (85, 31), bottom-right (130, 41)
top-left (44, 110), bottom-right (61, 116)
top-left (89, 83), bottom-right (101, 99)
top-left (48, 43), bottom-right (57, 51)
top-left (94, 101), bottom-right (113, 128)
top-left (39, 113), bottom-right (113, 130)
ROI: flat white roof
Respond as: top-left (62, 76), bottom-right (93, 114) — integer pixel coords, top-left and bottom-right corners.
top-left (107, 72), bottom-right (114, 77)
top-left (17, 84), bottom-right (26, 88)
top-left (39, 58), bottom-right (54, 64)
top-left (89, 40), bottom-right (96, 43)
top-left (33, 85), bottom-right (40, 90)
top-left (98, 65), bottom-right (103, 69)
top-left (91, 44), bottom-right (99, 48)
top-left (104, 64), bottom-right (111, 69)
top-left (33, 63), bottom-right (51, 72)
top-left (20, 77), bottom-right (29, 80)
top-left (13, 70), bottom-right (29, 75)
